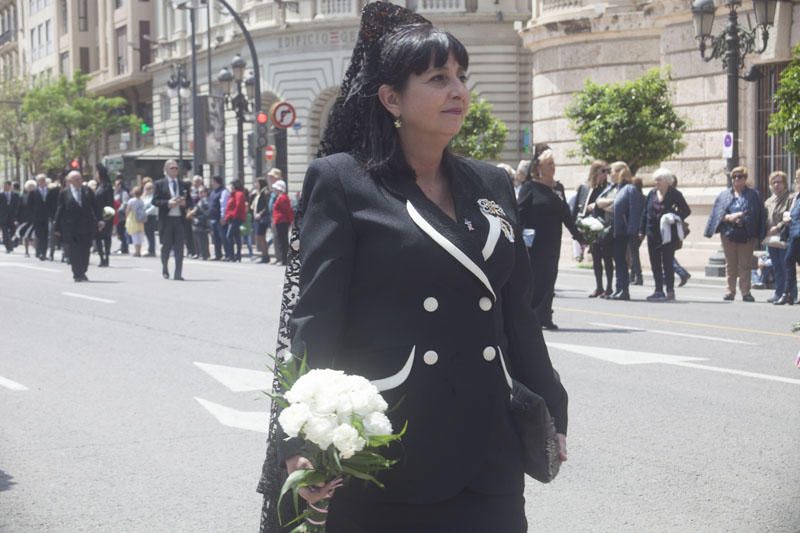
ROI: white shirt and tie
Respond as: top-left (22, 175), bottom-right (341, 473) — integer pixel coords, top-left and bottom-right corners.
top-left (168, 178), bottom-right (181, 217)
top-left (70, 186), bottom-right (82, 206)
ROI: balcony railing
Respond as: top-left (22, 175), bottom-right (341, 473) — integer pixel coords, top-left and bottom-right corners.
top-left (417, 0), bottom-right (465, 13)
top-left (316, 0), bottom-right (358, 17)
top-left (540, 0), bottom-right (583, 12)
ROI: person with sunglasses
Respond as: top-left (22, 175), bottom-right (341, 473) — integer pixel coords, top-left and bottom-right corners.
top-left (704, 166), bottom-right (765, 301)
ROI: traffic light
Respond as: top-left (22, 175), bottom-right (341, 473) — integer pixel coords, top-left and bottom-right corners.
top-left (140, 122), bottom-right (152, 135)
top-left (69, 159), bottom-right (80, 170)
top-left (255, 111), bottom-right (269, 149)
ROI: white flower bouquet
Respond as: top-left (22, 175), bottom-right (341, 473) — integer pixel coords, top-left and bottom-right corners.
top-left (271, 355), bottom-right (406, 532)
top-left (576, 215), bottom-right (610, 245)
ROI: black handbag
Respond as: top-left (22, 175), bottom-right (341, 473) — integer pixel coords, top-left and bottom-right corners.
top-left (509, 378), bottom-right (562, 483)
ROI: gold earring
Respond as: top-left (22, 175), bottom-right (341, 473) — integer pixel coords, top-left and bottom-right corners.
top-left (394, 117), bottom-right (402, 129)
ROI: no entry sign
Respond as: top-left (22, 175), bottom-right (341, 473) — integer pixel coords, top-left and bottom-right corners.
top-left (265, 145), bottom-right (276, 161)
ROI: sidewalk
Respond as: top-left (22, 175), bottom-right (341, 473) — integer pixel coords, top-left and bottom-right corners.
top-left (557, 261), bottom-right (728, 288)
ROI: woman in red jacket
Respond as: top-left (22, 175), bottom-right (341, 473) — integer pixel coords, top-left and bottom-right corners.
top-left (223, 180), bottom-right (247, 262)
top-left (271, 180), bottom-right (294, 266)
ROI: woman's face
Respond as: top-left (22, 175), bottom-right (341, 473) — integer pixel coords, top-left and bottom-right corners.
top-left (538, 157), bottom-right (556, 181)
top-left (732, 172), bottom-right (747, 192)
top-left (610, 166), bottom-right (623, 184)
top-left (655, 178), bottom-right (670, 194)
top-left (594, 167), bottom-right (609, 187)
top-left (387, 53), bottom-right (469, 143)
top-left (770, 178), bottom-right (786, 196)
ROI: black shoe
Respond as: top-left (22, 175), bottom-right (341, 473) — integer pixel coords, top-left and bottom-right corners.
top-left (173, 275), bottom-right (185, 281)
top-left (774, 294), bottom-right (793, 305)
top-left (646, 292), bottom-right (666, 302)
top-left (767, 296), bottom-right (778, 304)
top-left (742, 294), bottom-right (755, 302)
top-left (162, 270), bottom-right (169, 279)
top-left (678, 273), bottom-right (691, 287)
top-left (611, 291), bottom-right (630, 301)
top-left (723, 293), bottom-right (735, 301)
top-left (541, 321), bottom-right (559, 330)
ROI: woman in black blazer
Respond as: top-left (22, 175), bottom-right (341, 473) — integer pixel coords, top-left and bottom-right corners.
top-left (93, 164), bottom-right (114, 267)
top-left (259, 5), bottom-right (568, 532)
top-left (639, 168), bottom-right (691, 301)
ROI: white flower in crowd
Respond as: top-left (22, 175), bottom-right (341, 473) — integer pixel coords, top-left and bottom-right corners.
top-left (363, 412), bottom-right (393, 437)
top-left (278, 403), bottom-right (312, 438)
top-left (331, 424), bottom-right (366, 459)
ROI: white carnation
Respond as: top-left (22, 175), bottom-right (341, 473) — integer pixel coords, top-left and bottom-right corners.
top-left (367, 392), bottom-right (388, 414)
top-left (302, 414), bottom-right (338, 450)
top-left (362, 412), bottom-right (393, 437)
top-left (278, 403), bottom-right (311, 438)
top-left (331, 424), bottom-right (366, 459)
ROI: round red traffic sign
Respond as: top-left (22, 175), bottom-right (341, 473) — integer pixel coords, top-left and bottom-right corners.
top-left (270, 101), bottom-right (296, 129)
top-left (265, 145), bottom-right (276, 161)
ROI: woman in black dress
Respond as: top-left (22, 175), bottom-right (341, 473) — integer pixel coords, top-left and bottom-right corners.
top-left (517, 146), bottom-right (584, 329)
top-left (575, 161), bottom-right (613, 297)
top-left (93, 164), bottom-right (114, 267)
top-left (258, 4), bottom-right (568, 532)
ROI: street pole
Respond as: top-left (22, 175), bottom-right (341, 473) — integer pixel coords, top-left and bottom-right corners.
top-left (216, 0), bottom-right (262, 178)
top-left (235, 83), bottom-right (245, 181)
top-left (190, 7), bottom-right (200, 178)
top-left (726, 7), bottom-right (739, 183)
top-left (177, 87), bottom-right (184, 173)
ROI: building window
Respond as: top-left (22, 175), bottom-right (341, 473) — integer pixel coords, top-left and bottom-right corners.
top-left (160, 93), bottom-right (171, 121)
top-left (115, 26), bottom-right (127, 75)
top-left (79, 46), bottom-right (89, 74)
top-left (59, 51), bottom-right (69, 76)
top-left (29, 29), bottom-right (35, 60)
top-left (45, 20), bottom-right (51, 54)
top-left (60, 0), bottom-right (68, 34)
top-left (115, 0), bottom-right (125, 8)
top-left (138, 21), bottom-right (150, 68)
top-left (78, 0), bottom-right (88, 31)
top-left (756, 62), bottom-right (799, 198)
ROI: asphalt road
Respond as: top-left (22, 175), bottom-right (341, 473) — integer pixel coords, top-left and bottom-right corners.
top-left (1, 249), bottom-right (798, 532)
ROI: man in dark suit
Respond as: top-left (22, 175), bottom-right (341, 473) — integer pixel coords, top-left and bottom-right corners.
top-left (54, 171), bottom-right (101, 282)
top-left (29, 174), bottom-right (55, 260)
top-left (153, 159), bottom-right (190, 280)
top-left (1, 180), bottom-right (20, 252)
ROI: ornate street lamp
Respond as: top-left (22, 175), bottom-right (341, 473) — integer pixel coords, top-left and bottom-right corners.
top-left (217, 57), bottom-right (254, 181)
top-left (691, 0), bottom-right (784, 176)
top-left (166, 64), bottom-right (192, 174)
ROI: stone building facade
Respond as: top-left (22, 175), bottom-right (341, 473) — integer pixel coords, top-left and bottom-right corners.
top-left (149, 0), bottom-right (533, 189)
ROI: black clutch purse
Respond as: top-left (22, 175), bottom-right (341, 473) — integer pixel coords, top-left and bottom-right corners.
top-left (509, 378), bottom-right (561, 483)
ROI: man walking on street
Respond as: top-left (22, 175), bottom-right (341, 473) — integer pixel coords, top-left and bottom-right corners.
top-left (54, 171), bottom-right (100, 282)
top-left (153, 159), bottom-right (189, 280)
top-left (1, 181), bottom-right (20, 252)
top-left (30, 174), bottom-right (54, 260)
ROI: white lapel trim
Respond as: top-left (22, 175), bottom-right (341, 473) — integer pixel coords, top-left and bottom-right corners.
top-left (406, 201), bottom-right (496, 301)
top-left (371, 346), bottom-right (416, 392)
top-left (480, 211), bottom-right (501, 261)
top-left (497, 346), bottom-right (513, 389)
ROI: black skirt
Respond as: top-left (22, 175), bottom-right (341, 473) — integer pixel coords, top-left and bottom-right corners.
top-left (325, 486), bottom-right (527, 533)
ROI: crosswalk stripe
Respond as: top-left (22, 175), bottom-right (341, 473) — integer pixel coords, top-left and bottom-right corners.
top-left (195, 397), bottom-right (267, 433)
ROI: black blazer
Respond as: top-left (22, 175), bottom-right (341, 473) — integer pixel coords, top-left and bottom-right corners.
top-left (282, 153), bottom-right (568, 503)
top-left (152, 176), bottom-right (190, 232)
top-left (640, 187), bottom-right (691, 242)
top-left (0, 192), bottom-right (20, 226)
top-left (28, 187), bottom-right (56, 224)
top-left (54, 186), bottom-right (97, 238)
top-left (517, 180), bottom-right (582, 249)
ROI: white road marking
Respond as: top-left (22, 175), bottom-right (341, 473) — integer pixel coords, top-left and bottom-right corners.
top-left (0, 375), bottom-right (28, 390)
top-left (61, 292), bottom-right (116, 304)
top-left (195, 397), bottom-right (267, 433)
top-left (194, 362), bottom-right (273, 392)
top-left (589, 322), bottom-right (757, 346)
top-left (548, 342), bottom-right (707, 365)
top-left (0, 262), bottom-right (59, 273)
top-left (549, 342), bottom-right (800, 386)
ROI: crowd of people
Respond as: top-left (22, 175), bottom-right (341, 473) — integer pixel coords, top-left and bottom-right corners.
top-left (0, 160), bottom-right (296, 281)
top-left (498, 148), bottom-right (800, 329)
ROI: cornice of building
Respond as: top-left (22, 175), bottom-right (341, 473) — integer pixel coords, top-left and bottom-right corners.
top-left (88, 71), bottom-right (152, 96)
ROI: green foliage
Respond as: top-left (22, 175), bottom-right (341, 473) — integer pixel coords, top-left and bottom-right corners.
top-left (22, 73), bottom-right (141, 171)
top-left (565, 68), bottom-right (687, 174)
top-left (768, 44), bottom-right (800, 155)
top-left (451, 92), bottom-right (508, 161)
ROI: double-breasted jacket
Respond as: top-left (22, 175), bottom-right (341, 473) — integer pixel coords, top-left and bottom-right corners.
top-left (280, 152), bottom-right (568, 503)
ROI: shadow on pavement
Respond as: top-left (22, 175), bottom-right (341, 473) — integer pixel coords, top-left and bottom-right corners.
top-left (0, 469), bottom-right (16, 492)
top-left (551, 328), bottom-right (636, 334)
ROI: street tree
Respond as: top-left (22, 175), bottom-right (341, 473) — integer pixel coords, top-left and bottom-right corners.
top-left (22, 72), bottom-right (141, 171)
top-left (451, 92), bottom-right (508, 161)
top-left (768, 44), bottom-right (800, 155)
top-left (565, 68), bottom-right (687, 174)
